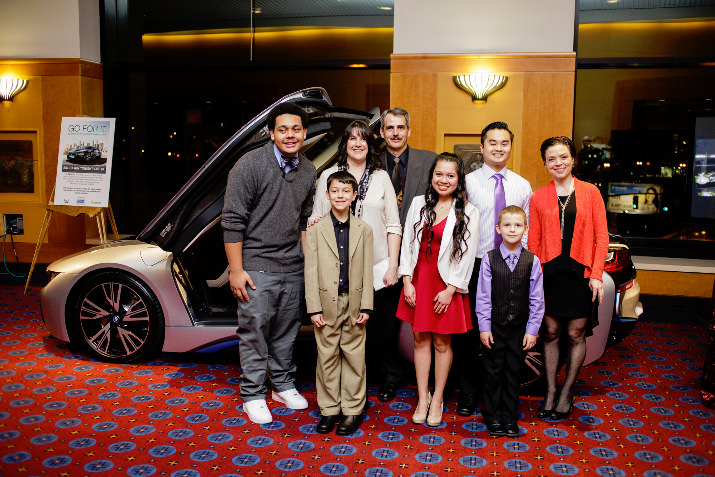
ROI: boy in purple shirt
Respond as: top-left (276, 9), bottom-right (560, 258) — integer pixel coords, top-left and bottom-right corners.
top-left (476, 205), bottom-right (545, 438)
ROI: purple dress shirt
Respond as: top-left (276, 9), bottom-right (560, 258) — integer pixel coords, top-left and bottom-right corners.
top-left (475, 243), bottom-right (545, 336)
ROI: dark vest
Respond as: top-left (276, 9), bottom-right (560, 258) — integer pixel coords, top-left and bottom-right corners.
top-left (488, 248), bottom-right (534, 326)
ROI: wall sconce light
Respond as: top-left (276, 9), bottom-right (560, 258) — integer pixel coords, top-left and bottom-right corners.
top-left (0, 76), bottom-right (29, 102)
top-left (453, 74), bottom-right (508, 104)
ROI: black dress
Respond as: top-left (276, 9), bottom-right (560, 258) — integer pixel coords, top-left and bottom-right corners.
top-left (542, 193), bottom-right (599, 336)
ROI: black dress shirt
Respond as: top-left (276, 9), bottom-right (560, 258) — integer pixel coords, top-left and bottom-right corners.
top-left (386, 148), bottom-right (409, 192)
top-left (330, 211), bottom-right (350, 294)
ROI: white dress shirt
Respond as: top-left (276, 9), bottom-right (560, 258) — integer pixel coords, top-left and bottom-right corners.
top-left (465, 165), bottom-right (533, 259)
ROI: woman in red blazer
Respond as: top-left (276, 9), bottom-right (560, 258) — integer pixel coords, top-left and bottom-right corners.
top-left (528, 136), bottom-right (608, 420)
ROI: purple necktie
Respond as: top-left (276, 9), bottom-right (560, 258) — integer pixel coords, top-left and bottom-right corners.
top-left (493, 173), bottom-right (506, 249)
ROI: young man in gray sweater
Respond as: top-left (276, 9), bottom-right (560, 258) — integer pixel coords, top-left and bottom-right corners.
top-left (222, 102), bottom-right (317, 424)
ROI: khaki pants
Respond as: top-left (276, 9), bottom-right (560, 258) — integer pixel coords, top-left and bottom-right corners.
top-left (314, 294), bottom-right (366, 416)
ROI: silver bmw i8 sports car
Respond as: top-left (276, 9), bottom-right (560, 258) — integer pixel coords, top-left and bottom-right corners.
top-left (41, 88), bottom-right (643, 382)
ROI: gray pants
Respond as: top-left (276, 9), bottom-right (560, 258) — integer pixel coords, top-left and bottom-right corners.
top-left (237, 269), bottom-right (304, 402)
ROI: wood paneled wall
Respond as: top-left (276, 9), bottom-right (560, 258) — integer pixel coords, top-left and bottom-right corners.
top-left (0, 59), bottom-right (103, 261)
top-left (390, 53), bottom-right (576, 191)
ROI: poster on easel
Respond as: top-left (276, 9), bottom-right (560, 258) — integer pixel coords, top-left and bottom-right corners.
top-left (54, 117), bottom-right (116, 207)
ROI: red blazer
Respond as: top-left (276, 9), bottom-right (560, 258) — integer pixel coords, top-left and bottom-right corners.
top-left (528, 177), bottom-right (609, 281)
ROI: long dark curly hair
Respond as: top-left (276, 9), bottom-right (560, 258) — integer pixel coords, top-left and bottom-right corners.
top-left (413, 153), bottom-right (471, 263)
top-left (335, 120), bottom-right (383, 172)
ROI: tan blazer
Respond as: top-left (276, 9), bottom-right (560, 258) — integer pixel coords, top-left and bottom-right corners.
top-left (305, 214), bottom-right (374, 326)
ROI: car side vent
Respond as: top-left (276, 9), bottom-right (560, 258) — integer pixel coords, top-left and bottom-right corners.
top-left (303, 89), bottom-right (323, 98)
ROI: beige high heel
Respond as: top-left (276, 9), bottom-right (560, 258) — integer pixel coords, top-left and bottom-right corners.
top-left (426, 401), bottom-right (443, 427)
top-left (412, 392), bottom-right (432, 424)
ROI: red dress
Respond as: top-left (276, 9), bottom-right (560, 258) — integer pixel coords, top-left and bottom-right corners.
top-left (396, 217), bottom-right (473, 334)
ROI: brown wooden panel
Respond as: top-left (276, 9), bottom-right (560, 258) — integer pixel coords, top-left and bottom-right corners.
top-left (41, 76), bottom-right (85, 244)
top-left (391, 53), bottom-right (576, 74)
top-left (521, 72), bottom-right (576, 192)
top-left (0, 59), bottom-right (102, 78)
top-left (389, 54), bottom-right (575, 190)
top-left (1, 57), bottom-right (105, 246)
top-left (390, 73), bottom-right (439, 152)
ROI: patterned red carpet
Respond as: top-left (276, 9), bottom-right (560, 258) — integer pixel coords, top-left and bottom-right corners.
top-left (0, 285), bottom-right (713, 476)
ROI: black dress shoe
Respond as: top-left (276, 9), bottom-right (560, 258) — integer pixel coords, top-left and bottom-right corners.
top-left (486, 419), bottom-right (506, 437)
top-left (456, 393), bottom-right (478, 416)
top-left (316, 414), bottom-right (342, 434)
top-left (336, 414), bottom-right (363, 436)
top-left (378, 382), bottom-right (399, 402)
top-left (505, 422), bottom-right (520, 438)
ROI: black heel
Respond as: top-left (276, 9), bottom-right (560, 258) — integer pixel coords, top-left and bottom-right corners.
top-left (551, 395), bottom-right (575, 420)
top-left (536, 404), bottom-right (554, 419)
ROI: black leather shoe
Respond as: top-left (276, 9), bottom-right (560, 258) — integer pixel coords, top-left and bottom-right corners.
top-left (316, 414), bottom-right (342, 434)
top-left (486, 419), bottom-right (506, 437)
top-left (505, 422), bottom-right (520, 438)
top-left (336, 414), bottom-right (363, 436)
top-left (456, 393), bottom-right (478, 416)
top-left (378, 382), bottom-right (399, 402)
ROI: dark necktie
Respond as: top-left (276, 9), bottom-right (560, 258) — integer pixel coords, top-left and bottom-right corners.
top-left (494, 172), bottom-right (506, 248)
top-left (391, 156), bottom-right (402, 190)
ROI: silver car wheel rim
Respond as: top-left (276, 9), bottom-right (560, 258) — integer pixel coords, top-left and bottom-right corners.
top-left (79, 281), bottom-right (151, 358)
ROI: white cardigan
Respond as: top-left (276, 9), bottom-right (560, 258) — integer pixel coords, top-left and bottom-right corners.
top-left (309, 166), bottom-right (402, 271)
top-left (399, 195), bottom-right (480, 294)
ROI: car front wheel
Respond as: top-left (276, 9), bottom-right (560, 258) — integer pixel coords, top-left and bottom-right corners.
top-left (70, 271), bottom-right (164, 363)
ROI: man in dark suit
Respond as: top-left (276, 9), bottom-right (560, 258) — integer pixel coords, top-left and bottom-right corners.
top-left (372, 107), bottom-right (436, 402)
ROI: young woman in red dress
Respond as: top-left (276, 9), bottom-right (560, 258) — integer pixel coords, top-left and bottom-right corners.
top-left (397, 153), bottom-right (480, 426)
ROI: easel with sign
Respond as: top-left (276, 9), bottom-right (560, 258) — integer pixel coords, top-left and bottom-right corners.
top-left (24, 116), bottom-right (118, 293)
top-left (23, 188), bottom-right (119, 293)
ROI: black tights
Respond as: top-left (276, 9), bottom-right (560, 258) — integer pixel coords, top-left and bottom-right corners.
top-left (541, 315), bottom-right (587, 412)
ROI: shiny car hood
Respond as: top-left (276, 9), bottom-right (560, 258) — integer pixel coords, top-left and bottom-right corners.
top-left (47, 240), bottom-right (171, 274)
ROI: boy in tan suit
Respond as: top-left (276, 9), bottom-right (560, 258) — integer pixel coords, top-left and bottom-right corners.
top-left (305, 170), bottom-right (373, 436)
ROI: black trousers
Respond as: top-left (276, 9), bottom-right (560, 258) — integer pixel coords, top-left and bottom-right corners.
top-left (365, 279), bottom-right (411, 384)
top-left (481, 320), bottom-right (526, 422)
top-left (452, 258), bottom-right (482, 394)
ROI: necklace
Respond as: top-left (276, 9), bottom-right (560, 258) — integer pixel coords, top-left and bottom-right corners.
top-left (558, 188), bottom-right (574, 240)
top-left (436, 199), bottom-right (452, 212)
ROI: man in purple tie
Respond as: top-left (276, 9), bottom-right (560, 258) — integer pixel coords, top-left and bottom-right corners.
top-left (454, 122), bottom-right (533, 417)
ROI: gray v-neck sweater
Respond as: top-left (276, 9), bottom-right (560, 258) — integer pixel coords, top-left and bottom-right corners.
top-left (222, 142), bottom-right (316, 272)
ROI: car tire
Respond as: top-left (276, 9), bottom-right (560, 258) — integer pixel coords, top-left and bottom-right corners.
top-left (68, 271), bottom-right (165, 363)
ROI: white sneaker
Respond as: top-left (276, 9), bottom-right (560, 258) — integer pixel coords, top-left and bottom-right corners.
top-left (272, 388), bottom-right (309, 410)
top-left (243, 399), bottom-right (272, 424)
